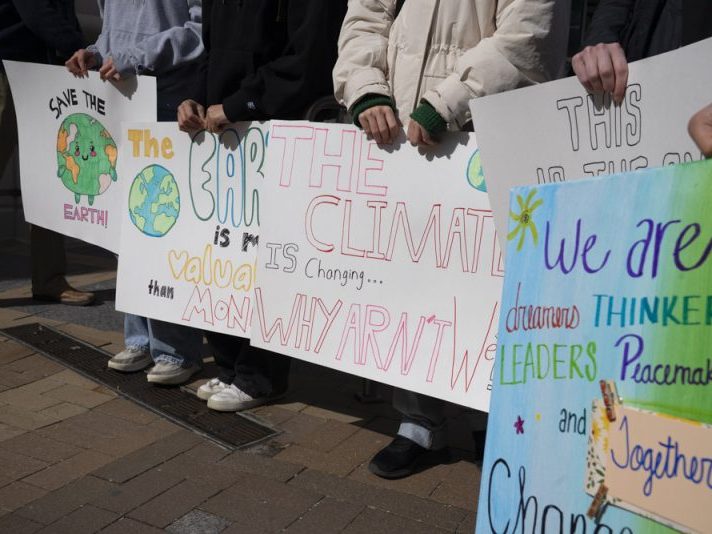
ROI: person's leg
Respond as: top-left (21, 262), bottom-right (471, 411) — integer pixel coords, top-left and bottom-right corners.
top-left (145, 320), bottom-right (203, 385)
top-left (0, 71), bottom-right (17, 173)
top-left (108, 314), bottom-right (153, 371)
top-left (30, 225), bottom-right (95, 304)
top-left (30, 225), bottom-right (67, 293)
top-left (369, 389), bottom-right (450, 479)
top-left (394, 389), bottom-right (448, 450)
top-left (231, 345), bottom-right (276, 398)
top-left (29, 225), bottom-right (95, 305)
top-left (232, 346), bottom-right (292, 398)
top-left (3, 72), bottom-right (89, 306)
top-left (470, 411), bottom-right (489, 462)
top-left (147, 320), bottom-right (203, 365)
top-left (124, 313), bottom-right (150, 350)
top-left (267, 350), bottom-right (291, 397)
top-left (7, 67), bottom-right (92, 307)
top-left (205, 332), bottom-right (245, 385)
top-left (197, 332), bottom-right (246, 400)
top-left (207, 345), bottom-right (291, 411)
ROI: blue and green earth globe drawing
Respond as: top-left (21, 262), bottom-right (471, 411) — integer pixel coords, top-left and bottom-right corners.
top-left (467, 149), bottom-right (487, 192)
top-left (128, 164), bottom-right (180, 237)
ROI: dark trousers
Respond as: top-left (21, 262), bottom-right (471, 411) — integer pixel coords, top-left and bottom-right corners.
top-left (206, 332), bottom-right (291, 398)
top-left (30, 226), bottom-right (68, 293)
top-left (1, 72), bottom-right (68, 294)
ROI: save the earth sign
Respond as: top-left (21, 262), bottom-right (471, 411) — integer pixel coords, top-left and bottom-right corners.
top-left (4, 61), bottom-right (156, 253)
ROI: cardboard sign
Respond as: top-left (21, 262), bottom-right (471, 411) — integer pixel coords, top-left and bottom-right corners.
top-left (4, 61), bottom-right (156, 252)
top-left (476, 160), bottom-right (712, 532)
top-left (252, 122), bottom-right (502, 410)
top-left (592, 403), bottom-right (712, 533)
top-left (470, 38), bottom-right (712, 250)
top-left (115, 122), bottom-right (266, 338)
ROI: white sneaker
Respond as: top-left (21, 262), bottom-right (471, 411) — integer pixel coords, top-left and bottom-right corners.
top-left (207, 384), bottom-right (267, 412)
top-left (197, 378), bottom-right (230, 400)
top-left (146, 357), bottom-right (201, 386)
top-left (108, 347), bottom-right (152, 372)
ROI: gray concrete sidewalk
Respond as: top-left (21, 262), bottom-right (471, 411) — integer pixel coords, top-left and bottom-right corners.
top-left (0, 239), bottom-right (479, 533)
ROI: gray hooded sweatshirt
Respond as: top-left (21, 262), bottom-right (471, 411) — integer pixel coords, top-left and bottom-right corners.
top-left (87, 0), bottom-right (203, 112)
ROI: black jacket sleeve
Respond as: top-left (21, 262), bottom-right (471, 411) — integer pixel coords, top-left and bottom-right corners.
top-left (189, 0), bottom-right (210, 105)
top-left (683, 0), bottom-right (712, 45)
top-left (11, 0), bottom-right (84, 57)
top-left (583, 0), bottom-right (635, 47)
top-left (222, 0), bottom-right (345, 122)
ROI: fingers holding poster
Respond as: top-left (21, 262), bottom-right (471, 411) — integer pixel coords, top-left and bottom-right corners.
top-left (251, 122), bottom-right (503, 410)
top-left (470, 38), bottom-right (712, 251)
top-left (3, 61), bottom-right (156, 252)
top-left (116, 122), bottom-right (267, 338)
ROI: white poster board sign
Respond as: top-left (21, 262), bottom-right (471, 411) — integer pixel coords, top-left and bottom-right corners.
top-left (252, 121), bottom-right (502, 410)
top-left (115, 122), bottom-right (266, 338)
top-left (3, 61), bottom-right (156, 252)
top-left (470, 38), bottom-right (712, 249)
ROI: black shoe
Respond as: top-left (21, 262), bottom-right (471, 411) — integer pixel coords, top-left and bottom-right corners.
top-left (368, 436), bottom-right (450, 479)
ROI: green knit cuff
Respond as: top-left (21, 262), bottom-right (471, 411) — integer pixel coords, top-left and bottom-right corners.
top-left (350, 94), bottom-right (395, 128)
top-left (410, 101), bottom-right (447, 136)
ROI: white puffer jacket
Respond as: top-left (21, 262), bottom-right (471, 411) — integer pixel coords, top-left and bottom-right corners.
top-left (333, 0), bottom-right (569, 129)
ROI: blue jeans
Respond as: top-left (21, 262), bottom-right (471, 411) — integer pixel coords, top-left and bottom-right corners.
top-left (124, 314), bottom-right (202, 367)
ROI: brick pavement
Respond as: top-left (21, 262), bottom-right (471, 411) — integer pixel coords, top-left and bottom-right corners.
top-left (0, 241), bottom-right (480, 533)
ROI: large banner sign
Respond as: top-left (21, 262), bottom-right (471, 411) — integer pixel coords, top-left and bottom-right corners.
top-left (470, 38), bottom-right (712, 248)
top-left (115, 122), bottom-right (267, 338)
top-left (4, 61), bottom-right (156, 252)
top-left (476, 161), bottom-right (712, 533)
top-left (252, 122), bottom-right (502, 410)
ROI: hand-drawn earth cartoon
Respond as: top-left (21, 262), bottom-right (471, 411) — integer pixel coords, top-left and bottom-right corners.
top-left (467, 148), bottom-right (487, 193)
top-left (56, 113), bottom-right (118, 205)
top-left (128, 164), bottom-right (180, 238)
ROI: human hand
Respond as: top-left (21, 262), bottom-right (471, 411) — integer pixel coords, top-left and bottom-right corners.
top-left (689, 103), bottom-right (712, 158)
top-left (572, 42), bottom-right (629, 104)
top-left (407, 120), bottom-right (437, 148)
top-left (205, 104), bottom-right (229, 133)
top-left (177, 99), bottom-right (206, 132)
top-left (99, 57), bottom-right (121, 81)
top-left (65, 49), bottom-right (98, 78)
top-left (358, 105), bottom-right (400, 144)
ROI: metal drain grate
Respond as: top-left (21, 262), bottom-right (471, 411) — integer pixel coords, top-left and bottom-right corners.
top-left (1, 323), bottom-right (279, 450)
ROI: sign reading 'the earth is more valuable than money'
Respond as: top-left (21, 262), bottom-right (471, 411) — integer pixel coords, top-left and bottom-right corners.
top-left (116, 122), bottom-right (267, 338)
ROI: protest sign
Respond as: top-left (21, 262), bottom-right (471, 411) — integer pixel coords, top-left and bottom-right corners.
top-left (3, 61), bottom-right (156, 252)
top-left (470, 38), bottom-right (712, 249)
top-left (252, 122), bottom-right (502, 410)
top-left (115, 122), bottom-right (266, 338)
top-left (585, 401), bottom-right (712, 533)
top-left (476, 160), bottom-right (712, 533)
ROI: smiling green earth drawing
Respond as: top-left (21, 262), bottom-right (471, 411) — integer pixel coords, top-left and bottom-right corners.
top-left (56, 113), bottom-right (118, 205)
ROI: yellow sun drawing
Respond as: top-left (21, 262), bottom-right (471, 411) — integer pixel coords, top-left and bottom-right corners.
top-left (507, 189), bottom-right (543, 251)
